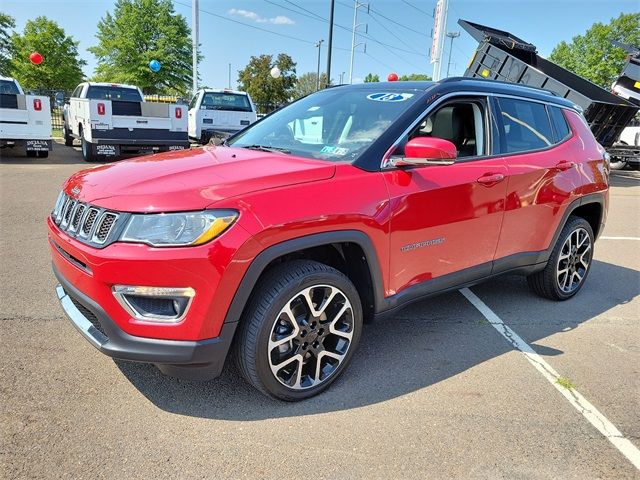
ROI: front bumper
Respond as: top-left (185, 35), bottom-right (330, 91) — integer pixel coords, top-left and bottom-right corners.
top-left (54, 265), bottom-right (237, 380)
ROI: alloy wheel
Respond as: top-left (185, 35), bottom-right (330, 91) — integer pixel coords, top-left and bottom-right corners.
top-left (556, 227), bottom-right (591, 294)
top-left (267, 284), bottom-right (354, 390)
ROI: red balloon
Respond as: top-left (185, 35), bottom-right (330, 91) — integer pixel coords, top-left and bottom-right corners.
top-left (29, 52), bottom-right (43, 65)
top-left (387, 72), bottom-right (399, 82)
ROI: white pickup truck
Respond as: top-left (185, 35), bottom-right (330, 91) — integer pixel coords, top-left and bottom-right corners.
top-left (0, 76), bottom-right (52, 158)
top-left (63, 82), bottom-right (189, 162)
top-left (188, 88), bottom-right (257, 144)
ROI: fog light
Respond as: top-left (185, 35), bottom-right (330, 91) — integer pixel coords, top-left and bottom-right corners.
top-left (112, 285), bottom-right (195, 323)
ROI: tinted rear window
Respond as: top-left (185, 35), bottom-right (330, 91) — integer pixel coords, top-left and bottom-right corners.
top-left (201, 92), bottom-right (252, 112)
top-left (86, 86), bottom-right (142, 102)
top-left (497, 98), bottom-right (554, 153)
top-left (549, 106), bottom-right (571, 142)
top-left (0, 80), bottom-right (20, 95)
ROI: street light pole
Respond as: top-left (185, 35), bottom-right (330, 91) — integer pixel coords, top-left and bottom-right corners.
top-left (446, 31), bottom-right (460, 78)
top-left (192, 0), bottom-right (199, 94)
top-left (228, 63), bottom-right (231, 89)
top-left (315, 40), bottom-right (324, 91)
top-left (326, 0), bottom-right (335, 85)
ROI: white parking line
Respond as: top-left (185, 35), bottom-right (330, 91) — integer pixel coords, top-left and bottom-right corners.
top-left (460, 287), bottom-right (640, 471)
top-left (600, 236), bottom-right (640, 241)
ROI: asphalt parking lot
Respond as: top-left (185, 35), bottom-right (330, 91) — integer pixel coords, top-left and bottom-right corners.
top-left (1, 141), bottom-right (638, 479)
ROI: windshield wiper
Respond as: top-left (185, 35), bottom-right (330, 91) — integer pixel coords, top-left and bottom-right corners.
top-left (241, 144), bottom-right (291, 154)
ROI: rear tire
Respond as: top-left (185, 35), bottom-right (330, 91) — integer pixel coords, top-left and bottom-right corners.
top-left (37, 150), bottom-right (49, 158)
top-left (234, 260), bottom-right (363, 401)
top-left (527, 216), bottom-right (594, 301)
top-left (609, 157), bottom-right (628, 170)
top-left (80, 129), bottom-right (97, 162)
top-left (26, 151), bottom-right (37, 158)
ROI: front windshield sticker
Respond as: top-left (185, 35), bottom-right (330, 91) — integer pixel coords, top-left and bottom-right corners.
top-left (366, 93), bottom-right (414, 102)
top-left (320, 146), bottom-right (350, 156)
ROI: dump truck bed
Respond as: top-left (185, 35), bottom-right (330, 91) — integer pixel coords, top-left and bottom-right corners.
top-left (460, 19), bottom-right (639, 148)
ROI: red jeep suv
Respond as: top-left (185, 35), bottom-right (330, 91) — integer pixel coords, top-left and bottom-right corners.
top-left (49, 79), bottom-right (609, 400)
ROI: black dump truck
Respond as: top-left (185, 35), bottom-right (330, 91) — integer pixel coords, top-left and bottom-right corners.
top-left (460, 19), bottom-right (640, 169)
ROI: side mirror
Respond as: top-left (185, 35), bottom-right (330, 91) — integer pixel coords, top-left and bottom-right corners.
top-left (391, 137), bottom-right (457, 167)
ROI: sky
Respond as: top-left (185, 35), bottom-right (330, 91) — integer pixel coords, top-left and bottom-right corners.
top-left (2, 0), bottom-right (638, 90)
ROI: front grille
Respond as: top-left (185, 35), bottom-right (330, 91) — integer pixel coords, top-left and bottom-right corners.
top-left (52, 192), bottom-right (121, 247)
top-left (82, 208), bottom-right (99, 236)
top-left (94, 213), bottom-right (117, 243)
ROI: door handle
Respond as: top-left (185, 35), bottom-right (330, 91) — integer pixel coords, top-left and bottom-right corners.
top-left (556, 161), bottom-right (575, 171)
top-left (477, 173), bottom-right (505, 185)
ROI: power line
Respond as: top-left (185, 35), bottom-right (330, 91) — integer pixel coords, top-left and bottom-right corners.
top-left (367, 10), bottom-right (418, 52)
top-left (174, 0), bottom-right (316, 45)
top-left (336, 1), bottom-right (428, 37)
top-left (401, 0), bottom-right (433, 17)
top-left (282, 0), bottom-right (326, 21)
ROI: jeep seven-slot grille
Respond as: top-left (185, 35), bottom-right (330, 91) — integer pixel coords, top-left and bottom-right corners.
top-left (52, 192), bottom-right (121, 246)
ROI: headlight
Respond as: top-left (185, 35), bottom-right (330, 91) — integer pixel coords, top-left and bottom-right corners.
top-left (120, 210), bottom-right (238, 247)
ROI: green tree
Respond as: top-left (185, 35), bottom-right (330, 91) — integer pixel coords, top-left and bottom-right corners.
top-left (399, 73), bottom-right (431, 81)
top-left (364, 73), bottom-right (380, 82)
top-left (237, 53), bottom-right (296, 113)
top-left (89, 0), bottom-right (195, 95)
top-left (0, 12), bottom-right (15, 76)
top-left (292, 71), bottom-right (329, 99)
top-left (9, 17), bottom-right (85, 90)
top-left (549, 13), bottom-right (640, 88)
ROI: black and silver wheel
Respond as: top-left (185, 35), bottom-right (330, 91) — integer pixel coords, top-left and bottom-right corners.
top-left (528, 216), bottom-right (594, 300)
top-left (609, 156), bottom-right (628, 170)
top-left (235, 260), bottom-right (362, 401)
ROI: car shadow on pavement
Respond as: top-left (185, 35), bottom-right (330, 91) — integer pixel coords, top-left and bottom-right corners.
top-left (116, 258), bottom-right (638, 420)
top-left (610, 170), bottom-right (640, 188)
top-left (0, 142), bottom-right (86, 165)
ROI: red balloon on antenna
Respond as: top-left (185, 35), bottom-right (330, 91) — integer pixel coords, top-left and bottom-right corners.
top-left (29, 52), bottom-right (43, 65)
top-left (387, 72), bottom-right (399, 82)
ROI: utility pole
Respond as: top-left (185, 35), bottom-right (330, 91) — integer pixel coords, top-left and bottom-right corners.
top-left (192, 0), bottom-right (199, 94)
top-left (445, 31), bottom-right (460, 78)
top-left (228, 63), bottom-right (232, 89)
top-left (349, 0), bottom-right (369, 84)
top-left (430, 0), bottom-right (448, 81)
top-left (339, 71), bottom-right (345, 84)
top-left (326, 0), bottom-right (335, 85)
top-left (315, 40), bottom-right (324, 91)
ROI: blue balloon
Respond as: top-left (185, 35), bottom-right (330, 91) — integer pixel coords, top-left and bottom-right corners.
top-left (149, 59), bottom-right (161, 72)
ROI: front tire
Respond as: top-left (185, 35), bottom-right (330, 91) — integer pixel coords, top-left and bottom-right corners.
top-left (609, 157), bottom-right (628, 170)
top-left (64, 125), bottom-right (74, 147)
top-left (527, 216), bottom-right (594, 300)
top-left (235, 260), bottom-right (363, 401)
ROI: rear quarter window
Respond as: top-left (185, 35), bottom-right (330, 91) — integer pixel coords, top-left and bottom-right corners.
top-left (549, 106), bottom-right (572, 142)
top-left (497, 97), bottom-right (554, 154)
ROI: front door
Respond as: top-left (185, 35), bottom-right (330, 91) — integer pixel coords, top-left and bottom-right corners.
top-left (383, 96), bottom-right (507, 295)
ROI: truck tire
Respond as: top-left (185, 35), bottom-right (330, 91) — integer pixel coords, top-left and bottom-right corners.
top-left (64, 126), bottom-right (74, 147)
top-left (80, 129), bottom-right (97, 162)
top-left (37, 151), bottom-right (49, 158)
top-left (26, 151), bottom-right (37, 158)
top-left (234, 260), bottom-right (363, 401)
top-left (527, 216), bottom-right (594, 301)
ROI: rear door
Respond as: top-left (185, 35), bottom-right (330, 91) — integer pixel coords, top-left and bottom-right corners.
top-left (383, 95), bottom-right (508, 295)
top-left (492, 97), bottom-right (582, 261)
top-left (198, 91), bottom-right (256, 131)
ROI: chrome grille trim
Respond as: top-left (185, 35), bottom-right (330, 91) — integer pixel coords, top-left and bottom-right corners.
top-left (51, 191), bottom-right (122, 247)
top-left (91, 212), bottom-right (119, 244)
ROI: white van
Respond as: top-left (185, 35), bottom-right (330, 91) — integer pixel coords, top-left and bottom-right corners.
top-left (188, 89), bottom-right (257, 144)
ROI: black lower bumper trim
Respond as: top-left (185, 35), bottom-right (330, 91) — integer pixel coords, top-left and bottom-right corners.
top-left (53, 264), bottom-right (236, 380)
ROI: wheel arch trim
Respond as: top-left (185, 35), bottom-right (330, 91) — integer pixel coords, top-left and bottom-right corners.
top-left (222, 230), bottom-right (386, 325)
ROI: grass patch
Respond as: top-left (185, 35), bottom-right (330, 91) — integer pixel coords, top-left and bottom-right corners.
top-left (52, 128), bottom-right (63, 139)
top-left (556, 377), bottom-right (575, 390)
top-left (475, 318), bottom-right (490, 326)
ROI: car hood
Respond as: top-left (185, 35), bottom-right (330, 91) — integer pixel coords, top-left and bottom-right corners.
top-left (64, 146), bottom-right (336, 212)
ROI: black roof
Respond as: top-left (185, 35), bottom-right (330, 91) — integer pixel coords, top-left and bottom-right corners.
top-left (334, 77), bottom-right (577, 110)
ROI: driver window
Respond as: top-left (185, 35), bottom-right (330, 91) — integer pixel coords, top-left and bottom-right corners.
top-left (405, 100), bottom-right (486, 158)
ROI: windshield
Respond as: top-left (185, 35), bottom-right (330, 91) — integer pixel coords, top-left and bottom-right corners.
top-left (227, 88), bottom-right (420, 162)
top-left (201, 92), bottom-right (252, 112)
top-left (0, 80), bottom-right (20, 95)
top-left (86, 86), bottom-right (142, 102)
